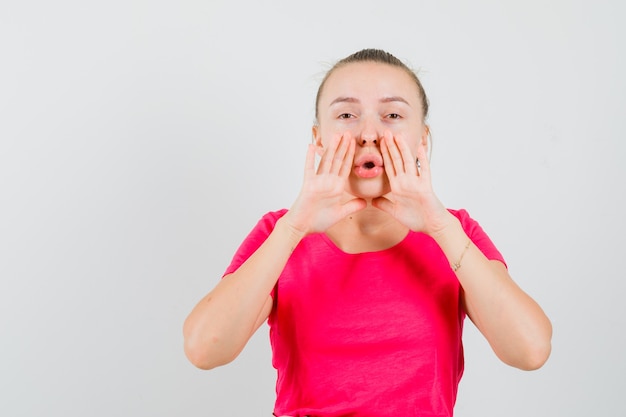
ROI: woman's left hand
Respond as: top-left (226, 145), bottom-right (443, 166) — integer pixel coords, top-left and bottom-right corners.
top-left (372, 132), bottom-right (453, 236)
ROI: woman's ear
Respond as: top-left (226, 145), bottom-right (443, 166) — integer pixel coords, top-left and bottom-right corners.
top-left (311, 125), bottom-right (324, 156)
top-left (421, 125), bottom-right (430, 156)
top-left (311, 125), bottom-right (322, 146)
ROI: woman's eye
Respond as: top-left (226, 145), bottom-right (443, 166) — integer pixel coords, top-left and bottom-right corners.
top-left (386, 113), bottom-right (401, 119)
top-left (338, 113), bottom-right (354, 119)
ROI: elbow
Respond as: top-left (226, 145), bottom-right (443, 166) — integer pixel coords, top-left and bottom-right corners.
top-left (522, 317), bottom-right (553, 371)
top-left (183, 320), bottom-right (236, 370)
top-left (183, 334), bottom-right (237, 370)
top-left (505, 322), bottom-right (553, 371)
top-left (498, 339), bottom-right (552, 371)
top-left (517, 339), bottom-right (552, 371)
top-left (184, 340), bottom-right (219, 370)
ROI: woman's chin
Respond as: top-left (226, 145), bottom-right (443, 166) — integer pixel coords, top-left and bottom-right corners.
top-left (347, 179), bottom-right (390, 200)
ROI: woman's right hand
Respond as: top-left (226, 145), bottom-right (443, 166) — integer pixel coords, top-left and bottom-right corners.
top-left (283, 132), bottom-right (367, 235)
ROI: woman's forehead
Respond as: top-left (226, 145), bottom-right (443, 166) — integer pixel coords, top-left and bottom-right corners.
top-left (321, 62), bottom-right (420, 104)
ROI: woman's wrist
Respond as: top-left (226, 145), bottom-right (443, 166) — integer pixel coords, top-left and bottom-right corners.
top-left (424, 208), bottom-right (460, 239)
top-left (428, 212), bottom-right (467, 252)
top-left (276, 214), bottom-right (308, 247)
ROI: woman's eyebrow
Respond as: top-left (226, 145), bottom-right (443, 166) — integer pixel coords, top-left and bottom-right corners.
top-left (329, 97), bottom-right (359, 107)
top-left (329, 96), bottom-right (411, 107)
top-left (380, 96), bottom-right (410, 105)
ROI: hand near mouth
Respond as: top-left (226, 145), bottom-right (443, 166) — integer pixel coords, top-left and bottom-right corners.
top-left (372, 133), bottom-right (452, 236)
top-left (284, 132), bottom-right (367, 236)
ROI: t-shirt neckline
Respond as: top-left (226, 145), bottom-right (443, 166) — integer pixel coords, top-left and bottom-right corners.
top-left (318, 229), bottom-right (413, 256)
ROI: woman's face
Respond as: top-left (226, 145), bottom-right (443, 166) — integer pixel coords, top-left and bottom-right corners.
top-left (313, 61), bottom-right (428, 199)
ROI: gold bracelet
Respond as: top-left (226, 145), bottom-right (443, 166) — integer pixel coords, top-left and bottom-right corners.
top-left (451, 239), bottom-right (471, 272)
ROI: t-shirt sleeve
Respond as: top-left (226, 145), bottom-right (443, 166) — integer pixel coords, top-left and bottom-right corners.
top-left (222, 209), bottom-right (288, 277)
top-left (449, 208), bottom-right (507, 268)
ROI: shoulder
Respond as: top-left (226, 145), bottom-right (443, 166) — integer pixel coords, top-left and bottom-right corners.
top-left (447, 208), bottom-right (506, 265)
top-left (222, 209), bottom-right (289, 276)
top-left (241, 208), bottom-right (290, 240)
top-left (447, 207), bottom-right (471, 221)
top-left (255, 208), bottom-right (289, 230)
top-left (447, 208), bottom-right (481, 236)
top-left (262, 208), bottom-right (289, 221)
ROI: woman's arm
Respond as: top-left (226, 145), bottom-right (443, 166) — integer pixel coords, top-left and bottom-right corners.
top-left (183, 217), bottom-right (304, 370)
top-left (432, 215), bottom-right (552, 370)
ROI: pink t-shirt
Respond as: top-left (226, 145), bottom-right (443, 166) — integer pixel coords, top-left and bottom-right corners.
top-left (224, 209), bottom-right (505, 417)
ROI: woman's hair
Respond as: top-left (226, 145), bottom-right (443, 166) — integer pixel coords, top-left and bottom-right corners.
top-left (315, 48), bottom-right (429, 123)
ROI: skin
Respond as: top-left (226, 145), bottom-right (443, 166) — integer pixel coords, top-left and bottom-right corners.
top-left (183, 61), bottom-right (552, 372)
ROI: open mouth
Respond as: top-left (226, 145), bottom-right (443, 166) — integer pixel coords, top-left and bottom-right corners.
top-left (354, 154), bottom-right (384, 178)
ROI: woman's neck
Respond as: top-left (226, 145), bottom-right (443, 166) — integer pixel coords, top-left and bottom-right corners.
top-left (324, 200), bottom-right (409, 253)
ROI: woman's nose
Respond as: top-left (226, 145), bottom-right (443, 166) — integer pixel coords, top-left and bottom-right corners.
top-left (357, 120), bottom-right (380, 146)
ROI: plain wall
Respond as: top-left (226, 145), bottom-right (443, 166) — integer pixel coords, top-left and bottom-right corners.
top-left (1, 0), bottom-right (624, 416)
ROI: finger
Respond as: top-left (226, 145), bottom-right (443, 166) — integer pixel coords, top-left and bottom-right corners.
top-left (338, 133), bottom-right (356, 178)
top-left (316, 134), bottom-right (341, 174)
top-left (303, 144), bottom-right (316, 180)
top-left (415, 144), bottom-right (430, 180)
top-left (380, 133), bottom-right (397, 177)
top-left (341, 197), bottom-right (367, 217)
top-left (385, 132), bottom-right (406, 173)
top-left (395, 135), bottom-right (418, 176)
top-left (371, 196), bottom-right (394, 215)
top-left (330, 132), bottom-right (351, 175)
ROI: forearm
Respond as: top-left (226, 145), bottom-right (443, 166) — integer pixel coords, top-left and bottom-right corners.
top-left (183, 217), bottom-right (304, 369)
top-left (431, 214), bottom-right (552, 370)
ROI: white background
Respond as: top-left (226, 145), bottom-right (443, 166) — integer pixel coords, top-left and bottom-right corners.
top-left (1, 0), bottom-right (624, 416)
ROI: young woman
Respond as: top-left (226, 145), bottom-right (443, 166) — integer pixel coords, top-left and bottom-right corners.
top-left (183, 48), bottom-right (552, 417)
